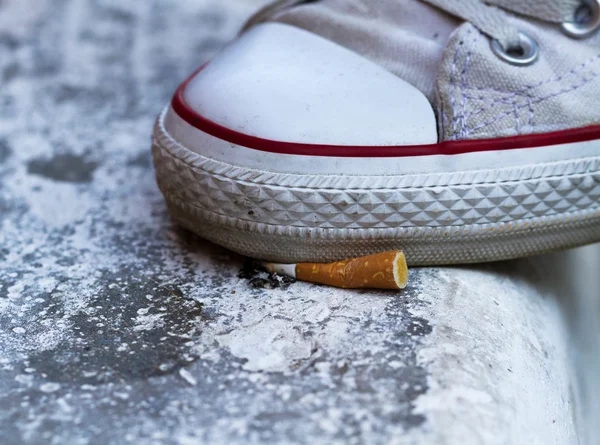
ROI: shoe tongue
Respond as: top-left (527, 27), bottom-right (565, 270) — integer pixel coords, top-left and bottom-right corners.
top-left (269, 0), bottom-right (461, 104)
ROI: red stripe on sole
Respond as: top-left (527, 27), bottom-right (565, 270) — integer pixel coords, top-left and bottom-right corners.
top-left (171, 67), bottom-right (600, 158)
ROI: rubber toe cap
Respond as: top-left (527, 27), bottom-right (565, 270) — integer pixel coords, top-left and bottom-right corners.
top-left (182, 23), bottom-right (438, 146)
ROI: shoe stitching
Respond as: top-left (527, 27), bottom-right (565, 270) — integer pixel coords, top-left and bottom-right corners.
top-left (468, 70), bottom-right (600, 134)
top-left (463, 90), bottom-right (531, 102)
top-left (463, 93), bottom-right (527, 111)
top-left (444, 52), bottom-right (600, 137)
top-left (458, 30), bottom-right (480, 140)
top-left (450, 27), bottom-right (474, 139)
top-left (460, 91), bottom-right (525, 132)
top-left (462, 64), bottom-right (597, 121)
top-left (442, 32), bottom-right (600, 140)
top-left (527, 96), bottom-right (534, 133)
top-left (457, 53), bottom-right (600, 96)
top-left (461, 93), bottom-right (527, 129)
top-left (455, 66), bottom-right (598, 132)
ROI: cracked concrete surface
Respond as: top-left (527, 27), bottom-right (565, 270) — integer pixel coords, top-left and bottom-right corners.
top-left (0, 0), bottom-right (598, 444)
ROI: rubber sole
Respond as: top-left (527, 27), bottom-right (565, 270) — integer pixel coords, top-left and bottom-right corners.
top-left (152, 112), bottom-right (600, 265)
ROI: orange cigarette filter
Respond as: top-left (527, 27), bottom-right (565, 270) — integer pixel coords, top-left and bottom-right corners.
top-left (264, 250), bottom-right (408, 290)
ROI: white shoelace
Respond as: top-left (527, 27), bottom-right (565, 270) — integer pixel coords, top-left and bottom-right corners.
top-left (421, 0), bottom-right (581, 48)
top-left (241, 0), bottom-right (319, 33)
top-left (244, 0), bottom-right (585, 50)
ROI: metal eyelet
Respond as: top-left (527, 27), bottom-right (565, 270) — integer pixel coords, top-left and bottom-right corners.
top-left (490, 32), bottom-right (539, 66)
top-left (561, 0), bottom-right (600, 39)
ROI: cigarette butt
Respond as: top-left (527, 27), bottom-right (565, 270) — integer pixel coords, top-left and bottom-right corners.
top-left (262, 251), bottom-right (408, 290)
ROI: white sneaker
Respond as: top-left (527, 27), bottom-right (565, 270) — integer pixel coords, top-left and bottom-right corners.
top-left (152, 0), bottom-right (600, 265)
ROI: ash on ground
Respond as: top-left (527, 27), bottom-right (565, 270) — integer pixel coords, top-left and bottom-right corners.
top-left (238, 259), bottom-right (296, 289)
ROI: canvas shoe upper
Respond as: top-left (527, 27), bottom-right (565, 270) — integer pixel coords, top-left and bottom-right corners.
top-left (269, 0), bottom-right (600, 140)
top-left (152, 0), bottom-right (600, 265)
top-left (180, 23), bottom-right (438, 146)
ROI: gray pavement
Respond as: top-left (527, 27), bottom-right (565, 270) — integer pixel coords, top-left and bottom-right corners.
top-left (0, 1), bottom-right (598, 444)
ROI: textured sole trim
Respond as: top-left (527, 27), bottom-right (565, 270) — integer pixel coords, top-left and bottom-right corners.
top-left (152, 112), bottom-right (600, 265)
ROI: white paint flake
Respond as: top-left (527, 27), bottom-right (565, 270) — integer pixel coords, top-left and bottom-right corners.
top-left (39, 383), bottom-right (61, 393)
top-left (178, 369), bottom-right (197, 387)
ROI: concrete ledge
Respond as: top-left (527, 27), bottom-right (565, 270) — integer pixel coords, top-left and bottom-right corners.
top-left (0, 0), bottom-right (596, 444)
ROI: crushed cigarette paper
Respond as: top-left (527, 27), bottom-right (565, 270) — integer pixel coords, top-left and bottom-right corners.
top-left (261, 250), bottom-right (408, 290)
